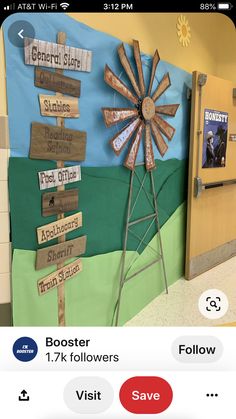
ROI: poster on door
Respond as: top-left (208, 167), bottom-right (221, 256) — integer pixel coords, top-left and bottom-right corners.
top-left (202, 109), bottom-right (228, 168)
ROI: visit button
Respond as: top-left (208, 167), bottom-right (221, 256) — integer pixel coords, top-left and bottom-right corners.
top-left (119, 376), bottom-right (173, 414)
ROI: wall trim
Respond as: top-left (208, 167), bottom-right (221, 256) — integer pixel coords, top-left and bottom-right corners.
top-left (188, 238), bottom-right (236, 279)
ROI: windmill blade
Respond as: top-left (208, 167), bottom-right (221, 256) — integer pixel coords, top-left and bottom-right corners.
top-left (147, 49), bottom-right (160, 96)
top-left (118, 44), bottom-right (141, 98)
top-left (153, 114), bottom-right (175, 141)
top-left (155, 104), bottom-right (179, 117)
top-left (133, 40), bottom-right (145, 97)
top-left (104, 65), bottom-right (138, 105)
top-left (152, 73), bottom-right (171, 103)
top-left (110, 118), bottom-right (140, 156)
top-left (124, 122), bottom-right (144, 170)
top-left (151, 120), bottom-right (168, 157)
top-left (102, 108), bottom-right (139, 127)
top-left (145, 123), bottom-right (156, 171)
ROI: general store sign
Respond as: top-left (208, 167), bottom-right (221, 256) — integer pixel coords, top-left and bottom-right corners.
top-left (24, 37), bottom-right (92, 72)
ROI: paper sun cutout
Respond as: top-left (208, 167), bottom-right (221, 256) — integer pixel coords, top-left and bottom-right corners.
top-left (177, 15), bottom-right (191, 47)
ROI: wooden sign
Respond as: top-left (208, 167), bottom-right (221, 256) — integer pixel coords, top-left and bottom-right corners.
top-left (39, 95), bottom-right (79, 118)
top-left (30, 122), bottom-right (86, 161)
top-left (24, 37), bottom-right (92, 72)
top-left (42, 189), bottom-right (78, 217)
top-left (37, 211), bottom-right (82, 244)
top-left (36, 235), bottom-right (87, 270)
top-left (38, 165), bottom-right (81, 190)
top-left (38, 258), bottom-right (82, 295)
top-left (35, 68), bottom-right (81, 97)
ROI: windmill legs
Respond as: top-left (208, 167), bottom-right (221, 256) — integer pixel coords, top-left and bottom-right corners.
top-left (114, 169), bottom-right (134, 327)
top-left (150, 170), bottom-right (168, 295)
top-left (113, 164), bottom-right (168, 327)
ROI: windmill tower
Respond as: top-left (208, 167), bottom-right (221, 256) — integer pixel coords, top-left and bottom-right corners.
top-left (102, 40), bottom-right (179, 326)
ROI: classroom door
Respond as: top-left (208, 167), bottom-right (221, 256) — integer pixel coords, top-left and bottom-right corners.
top-left (185, 71), bottom-right (236, 280)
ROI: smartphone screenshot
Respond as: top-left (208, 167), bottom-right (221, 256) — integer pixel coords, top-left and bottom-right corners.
top-left (0, 1), bottom-right (235, 417)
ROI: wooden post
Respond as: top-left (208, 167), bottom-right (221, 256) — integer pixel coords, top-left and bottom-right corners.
top-left (56, 31), bottom-right (67, 326)
top-left (24, 32), bottom-right (89, 322)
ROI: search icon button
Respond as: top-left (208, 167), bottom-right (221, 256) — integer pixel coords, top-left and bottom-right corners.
top-left (198, 289), bottom-right (229, 319)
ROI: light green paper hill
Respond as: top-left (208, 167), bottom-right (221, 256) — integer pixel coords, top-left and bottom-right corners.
top-left (12, 204), bottom-right (186, 326)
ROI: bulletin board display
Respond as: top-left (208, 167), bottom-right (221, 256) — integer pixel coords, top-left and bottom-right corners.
top-left (2, 12), bottom-right (191, 326)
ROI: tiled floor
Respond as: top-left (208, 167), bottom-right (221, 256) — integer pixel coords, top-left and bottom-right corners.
top-left (125, 256), bottom-right (236, 326)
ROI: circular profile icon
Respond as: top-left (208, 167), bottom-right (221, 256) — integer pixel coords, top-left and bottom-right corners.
top-left (13, 337), bottom-right (38, 362)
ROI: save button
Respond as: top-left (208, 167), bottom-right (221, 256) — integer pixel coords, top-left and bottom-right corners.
top-left (119, 376), bottom-right (173, 414)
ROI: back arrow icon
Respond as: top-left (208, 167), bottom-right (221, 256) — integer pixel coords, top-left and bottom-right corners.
top-left (18, 29), bottom-right (24, 39)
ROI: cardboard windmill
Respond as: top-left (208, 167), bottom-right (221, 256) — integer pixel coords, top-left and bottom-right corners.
top-left (25, 32), bottom-right (92, 326)
top-left (102, 41), bottom-right (179, 326)
top-left (102, 40), bottom-right (179, 171)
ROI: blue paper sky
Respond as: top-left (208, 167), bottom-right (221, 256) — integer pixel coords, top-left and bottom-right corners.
top-left (3, 13), bottom-right (192, 166)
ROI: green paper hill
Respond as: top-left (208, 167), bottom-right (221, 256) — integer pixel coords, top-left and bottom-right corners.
top-left (9, 157), bottom-right (187, 256)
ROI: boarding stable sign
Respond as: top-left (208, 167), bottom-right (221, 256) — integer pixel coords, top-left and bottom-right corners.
top-left (42, 189), bottom-right (78, 217)
top-left (24, 38), bottom-right (92, 72)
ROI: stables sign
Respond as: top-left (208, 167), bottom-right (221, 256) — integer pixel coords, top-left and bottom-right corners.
top-left (24, 38), bottom-right (92, 72)
top-left (39, 95), bottom-right (79, 118)
top-left (30, 122), bottom-right (86, 161)
top-left (38, 165), bottom-right (81, 190)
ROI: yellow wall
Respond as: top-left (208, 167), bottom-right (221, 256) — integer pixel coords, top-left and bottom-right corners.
top-left (1, 12), bottom-right (236, 113)
top-left (69, 13), bottom-right (236, 81)
top-left (214, 14), bottom-right (236, 83)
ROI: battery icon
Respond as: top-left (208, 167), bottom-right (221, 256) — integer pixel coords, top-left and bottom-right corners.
top-left (217, 2), bottom-right (233, 9)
